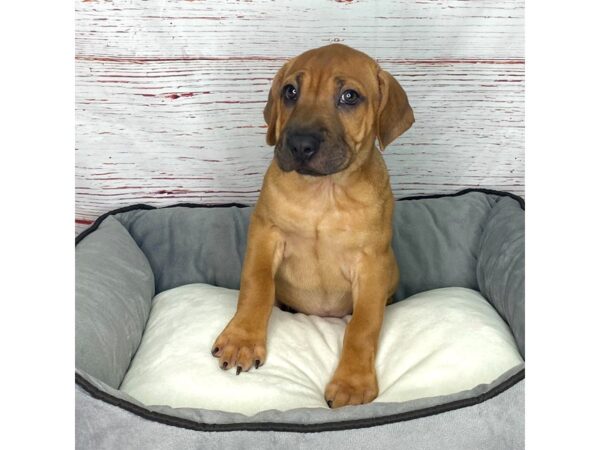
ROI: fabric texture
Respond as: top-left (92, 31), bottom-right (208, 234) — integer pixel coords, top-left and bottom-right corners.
top-left (76, 378), bottom-right (524, 449)
top-left (115, 193), bottom-right (499, 303)
top-left (390, 193), bottom-right (496, 300)
top-left (477, 197), bottom-right (525, 356)
top-left (116, 206), bottom-right (253, 293)
top-left (120, 284), bottom-right (522, 415)
top-left (75, 216), bottom-right (155, 388)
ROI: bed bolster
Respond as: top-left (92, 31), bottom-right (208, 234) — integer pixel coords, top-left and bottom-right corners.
top-left (477, 197), bottom-right (525, 357)
top-left (76, 216), bottom-right (155, 388)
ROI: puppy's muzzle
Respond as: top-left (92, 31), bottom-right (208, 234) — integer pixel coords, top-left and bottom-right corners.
top-left (276, 125), bottom-right (349, 176)
top-left (285, 131), bottom-right (321, 163)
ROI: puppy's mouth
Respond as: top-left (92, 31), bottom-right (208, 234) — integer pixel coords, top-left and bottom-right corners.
top-left (295, 166), bottom-right (328, 177)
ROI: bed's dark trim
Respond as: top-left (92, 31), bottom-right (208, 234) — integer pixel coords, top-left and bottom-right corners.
top-left (75, 188), bottom-right (524, 245)
top-left (76, 368), bottom-right (524, 433)
top-left (75, 188), bottom-right (525, 433)
top-left (75, 202), bottom-right (250, 245)
top-left (397, 188), bottom-right (525, 210)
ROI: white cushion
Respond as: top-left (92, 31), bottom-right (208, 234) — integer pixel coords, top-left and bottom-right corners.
top-left (120, 284), bottom-right (523, 416)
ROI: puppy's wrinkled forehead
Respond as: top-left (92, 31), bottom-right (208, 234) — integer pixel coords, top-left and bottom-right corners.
top-left (284, 45), bottom-right (379, 94)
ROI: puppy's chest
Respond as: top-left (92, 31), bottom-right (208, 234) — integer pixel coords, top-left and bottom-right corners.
top-left (279, 207), bottom-right (366, 263)
top-left (281, 219), bottom-right (356, 269)
top-left (273, 208), bottom-right (370, 312)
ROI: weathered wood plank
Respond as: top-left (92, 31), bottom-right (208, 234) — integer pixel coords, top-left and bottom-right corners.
top-left (75, 0), bottom-right (524, 235)
top-left (75, 0), bottom-right (524, 60)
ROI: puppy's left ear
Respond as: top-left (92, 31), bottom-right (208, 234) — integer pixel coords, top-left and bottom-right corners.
top-left (376, 70), bottom-right (415, 149)
top-left (263, 63), bottom-right (289, 146)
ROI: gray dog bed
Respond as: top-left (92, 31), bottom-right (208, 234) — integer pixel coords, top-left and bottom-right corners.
top-left (75, 189), bottom-right (524, 449)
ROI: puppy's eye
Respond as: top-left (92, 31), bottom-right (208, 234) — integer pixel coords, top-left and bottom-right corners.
top-left (339, 89), bottom-right (360, 105)
top-left (283, 84), bottom-right (298, 102)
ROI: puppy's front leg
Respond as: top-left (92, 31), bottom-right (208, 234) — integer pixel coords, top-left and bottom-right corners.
top-left (325, 252), bottom-right (397, 408)
top-left (211, 214), bottom-right (284, 374)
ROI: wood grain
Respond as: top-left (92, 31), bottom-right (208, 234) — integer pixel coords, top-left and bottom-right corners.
top-left (75, 0), bottom-right (524, 234)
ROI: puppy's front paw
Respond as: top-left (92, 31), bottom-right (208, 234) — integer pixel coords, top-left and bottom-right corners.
top-left (325, 370), bottom-right (378, 408)
top-left (211, 323), bottom-right (266, 374)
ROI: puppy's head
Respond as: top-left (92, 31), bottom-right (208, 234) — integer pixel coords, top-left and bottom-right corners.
top-left (264, 44), bottom-right (414, 176)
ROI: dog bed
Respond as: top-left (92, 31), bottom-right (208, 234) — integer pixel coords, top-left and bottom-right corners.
top-left (120, 284), bottom-right (521, 415)
top-left (75, 189), bottom-right (525, 449)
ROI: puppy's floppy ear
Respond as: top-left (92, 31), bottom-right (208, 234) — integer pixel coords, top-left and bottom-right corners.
top-left (263, 63), bottom-right (289, 146)
top-left (376, 70), bottom-right (415, 149)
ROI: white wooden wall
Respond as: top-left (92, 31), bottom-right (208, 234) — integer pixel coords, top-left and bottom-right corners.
top-left (76, 0), bottom-right (524, 234)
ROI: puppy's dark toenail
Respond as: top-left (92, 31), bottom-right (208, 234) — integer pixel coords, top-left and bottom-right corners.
top-left (255, 360), bottom-right (260, 369)
top-left (211, 347), bottom-right (219, 356)
top-left (236, 366), bottom-right (242, 375)
top-left (222, 361), bottom-right (228, 369)
top-left (327, 400), bottom-right (333, 408)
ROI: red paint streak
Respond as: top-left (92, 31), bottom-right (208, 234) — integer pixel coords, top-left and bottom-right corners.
top-left (140, 92), bottom-right (198, 99)
top-left (218, 100), bottom-right (263, 104)
top-left (201, 189), bottom-right (261, 194)
top-left (76, 218), bottom-right (93, 225)
top-left (155, 189), bottom-right (193, 195)
top-left (76, 55), bottom-right (287, 63)
top-left (143, 16), bottom-right (225, 20)
top-left (380, 58), bottom-right (524, 65)
top-left (104, 186), bottom-right (146, 190)
top-left (166, 92), bottom-right (195, 100)
top-left (151, 177), bottom-right (214, 180)
top-left (90, 177), bottom-right (144, 181)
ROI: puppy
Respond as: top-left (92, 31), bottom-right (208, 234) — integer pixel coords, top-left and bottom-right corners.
top-left (211, 44), bottom-right (414, 408)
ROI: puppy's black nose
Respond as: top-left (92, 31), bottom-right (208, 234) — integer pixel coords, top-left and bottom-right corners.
top-left (286, 132), bottom-right (320, 162)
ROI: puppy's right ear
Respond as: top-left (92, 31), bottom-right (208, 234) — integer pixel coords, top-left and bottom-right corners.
top-left (263, 63), bottom-right (288, 146)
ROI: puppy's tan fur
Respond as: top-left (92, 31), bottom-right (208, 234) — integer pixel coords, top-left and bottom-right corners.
top-left (212, 44), bottom-right (414, 408)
